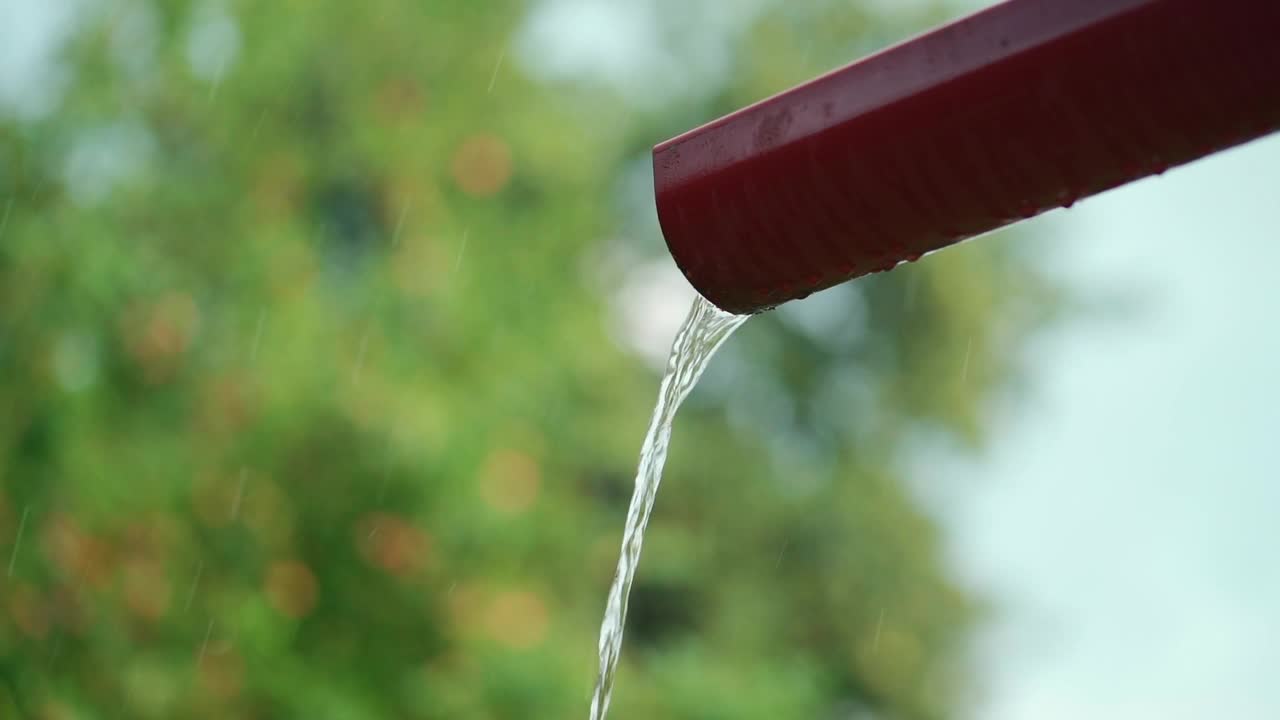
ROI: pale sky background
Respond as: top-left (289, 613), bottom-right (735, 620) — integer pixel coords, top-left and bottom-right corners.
top-left (935, 133), bottom-right (1280, 719)
top-left (4, 0), bottom-right (1277, 717)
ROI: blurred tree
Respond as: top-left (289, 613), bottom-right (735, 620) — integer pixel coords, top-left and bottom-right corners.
top-left (0, 1), bottom-right (1061, 719)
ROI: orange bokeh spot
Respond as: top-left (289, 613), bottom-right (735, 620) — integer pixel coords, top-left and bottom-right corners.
top-left (41, 513), bottom-right (114, 589)
top-left (121, 513), bottom-right (183, 560)
top-left (479, 448), bottom-right (542, 516)
top-left (39, 700), bottom-right (79, 720)
top-left (48, 585), bottom-right (89, 637)
top-left (265, 561), bottom-right (318, 619)
top-left (356, 512), bottom-right (433, 577)
top-left (123, 557), bottom-right (172, 622)
top-left (198, 642), bottom-right (245, 701)
top-left (9, 583), bottom-right (49, 639)
top-left (198, 373), bottom-right (256, 436)
top-left (451, 134), bottom-right (512, 197)
top-left (120, 292), bottom-right (201, 384)
top-left (241, 478), bottom-right (294, 551)
top-left (484, 589), bottom-right (549, 650)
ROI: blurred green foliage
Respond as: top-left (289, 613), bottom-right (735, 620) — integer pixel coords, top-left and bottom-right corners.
top-left (0, 1), bottom-right (1061, 718)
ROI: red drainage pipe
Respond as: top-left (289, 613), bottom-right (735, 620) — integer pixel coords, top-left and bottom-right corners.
top-left (653, 0), bottom-right (1280, 314)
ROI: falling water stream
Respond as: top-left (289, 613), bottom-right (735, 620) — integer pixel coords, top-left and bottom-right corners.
top-left (588, 295), bottom-right (749, 720)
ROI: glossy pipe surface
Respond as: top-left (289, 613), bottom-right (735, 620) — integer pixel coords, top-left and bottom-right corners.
top-left (654, 0), bottom-right (1280, 313)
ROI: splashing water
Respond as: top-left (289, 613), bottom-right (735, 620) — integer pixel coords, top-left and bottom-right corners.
top-left (588, 295), bottom-right (748, 720)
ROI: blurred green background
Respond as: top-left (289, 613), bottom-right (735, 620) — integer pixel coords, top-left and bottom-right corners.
top-left (0, 1), bottom-right (1063, 718)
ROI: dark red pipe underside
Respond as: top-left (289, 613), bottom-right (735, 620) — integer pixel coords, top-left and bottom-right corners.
top-left (653, 0), bottom-right (1280, 314)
